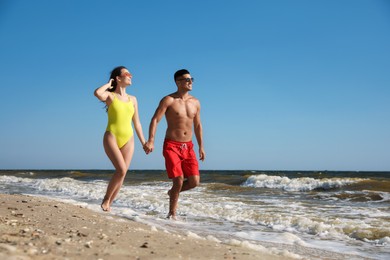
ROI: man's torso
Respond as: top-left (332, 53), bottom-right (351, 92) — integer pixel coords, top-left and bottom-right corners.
top-left (165, 95), bottom-right (199, 142)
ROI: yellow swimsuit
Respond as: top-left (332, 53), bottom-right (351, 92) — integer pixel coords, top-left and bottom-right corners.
top-left (106, 93), bottom-right (134, 148)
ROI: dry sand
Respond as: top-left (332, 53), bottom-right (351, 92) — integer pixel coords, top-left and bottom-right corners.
top-left (0, 194), bottom-right (289, 260)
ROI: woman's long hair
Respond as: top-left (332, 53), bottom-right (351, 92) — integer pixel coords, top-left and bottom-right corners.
top-left (108, 66), bottom-right (127, 92)
top-left (105, 66), bottom-right (127, 112)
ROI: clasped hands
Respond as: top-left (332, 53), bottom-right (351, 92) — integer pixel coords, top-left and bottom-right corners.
top-left (143, 141), bottom-right (153, 155)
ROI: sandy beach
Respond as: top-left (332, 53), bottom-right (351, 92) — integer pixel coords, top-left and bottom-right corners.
top-left (0, 194), bottom-right (288, 260)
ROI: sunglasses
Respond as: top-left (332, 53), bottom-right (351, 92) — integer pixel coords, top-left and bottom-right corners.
top-left (121, 72), bottom-right (132, 77)
top-left (178, 77), bottom-right (194, 83)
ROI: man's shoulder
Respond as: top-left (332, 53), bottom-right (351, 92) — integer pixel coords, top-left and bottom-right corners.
top-left (162, 94), bottom-right (176, 102)
top-left (188, 95), bottom-right (200, 105)
top-left (166, 93), bottom-right (177, 99)
top-left (163, 92), bottom-right (185, 102)
top-left (162, 93), bottom-right (200, 104)
top-left (159, 94), bottom-right (175, 107)
top-left (189, 95), bottom-right (199, 101)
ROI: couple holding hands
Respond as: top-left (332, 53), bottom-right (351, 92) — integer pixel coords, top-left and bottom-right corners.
top-left (94, 66), bottom-right (205, 220)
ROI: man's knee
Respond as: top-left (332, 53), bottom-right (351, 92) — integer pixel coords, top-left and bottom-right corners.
top-left (188, 176), bottom-right (200, 188)
top-left (172, 176), bottom-right (184, 188)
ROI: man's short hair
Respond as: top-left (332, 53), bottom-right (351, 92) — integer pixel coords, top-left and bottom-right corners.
top-left (174, 69), bottom-right (190, 81)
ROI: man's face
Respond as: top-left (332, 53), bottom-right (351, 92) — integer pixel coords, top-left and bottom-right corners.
top-left (176, 74), bottom-right (194, 91)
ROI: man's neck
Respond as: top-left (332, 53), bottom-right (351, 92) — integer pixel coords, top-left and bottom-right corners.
top-left (175, 90), bottom-right (190, 99)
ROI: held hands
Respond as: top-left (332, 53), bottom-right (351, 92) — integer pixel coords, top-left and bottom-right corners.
top-left (143, 141), bottom-right (154, 155)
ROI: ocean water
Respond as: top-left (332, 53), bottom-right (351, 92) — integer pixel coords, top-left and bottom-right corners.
top-left (0, 170), bottom-right (389, 259)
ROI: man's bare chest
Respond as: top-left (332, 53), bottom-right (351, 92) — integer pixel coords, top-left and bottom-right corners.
top-left (168, 101), bottom-right (197, 119)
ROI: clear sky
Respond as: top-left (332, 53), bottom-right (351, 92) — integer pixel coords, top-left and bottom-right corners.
top-left (0, 0), bottom-right (389, 171)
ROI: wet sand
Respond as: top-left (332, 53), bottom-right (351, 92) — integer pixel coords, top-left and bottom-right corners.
top-left (0, 194), bottom-right (288, 260)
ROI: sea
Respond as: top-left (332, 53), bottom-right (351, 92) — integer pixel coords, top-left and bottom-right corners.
top-left (0, 170), bottom-right (389, 259)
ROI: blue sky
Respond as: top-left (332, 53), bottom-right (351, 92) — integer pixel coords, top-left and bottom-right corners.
top-left (0, 0), bottom-right (389, 171)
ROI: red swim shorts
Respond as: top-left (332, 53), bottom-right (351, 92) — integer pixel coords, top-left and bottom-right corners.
top-left (163, 139), bottom-right (199, 179)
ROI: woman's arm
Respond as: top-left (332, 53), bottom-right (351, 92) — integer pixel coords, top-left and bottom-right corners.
top-left (94, 79), bottom-right (113, 102)
top-left (131, 96), bottom-right (146, 145)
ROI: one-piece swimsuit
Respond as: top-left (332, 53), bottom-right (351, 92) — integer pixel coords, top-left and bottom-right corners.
top-left (106, 93), bottom-right (134, 148)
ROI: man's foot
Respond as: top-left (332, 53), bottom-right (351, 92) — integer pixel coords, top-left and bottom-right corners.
top-left (167, 213), bottom-right (177, 220)
top-left (101, 199), bottom-right (110, 212)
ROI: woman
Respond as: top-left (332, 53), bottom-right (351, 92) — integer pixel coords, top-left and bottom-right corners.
top-left (94, 66), bottom-right (146, 211)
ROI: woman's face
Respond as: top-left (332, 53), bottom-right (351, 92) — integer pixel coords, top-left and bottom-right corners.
top-left (117, 68), bottom-right (132, 86)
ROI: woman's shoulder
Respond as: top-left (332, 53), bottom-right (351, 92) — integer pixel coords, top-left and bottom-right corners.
top-left (128, 94), bottom-right (138, 103)
top-left (104, 91), bottom-right (116, 105)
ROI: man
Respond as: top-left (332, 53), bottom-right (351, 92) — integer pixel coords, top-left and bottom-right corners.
top-left (144, 69), bottom-right (205, 219)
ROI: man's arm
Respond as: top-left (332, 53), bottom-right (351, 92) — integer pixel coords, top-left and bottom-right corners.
top-left (193, 101), bottom-right (205, 161)
top-left (144, 97), bottom-right (170, 154)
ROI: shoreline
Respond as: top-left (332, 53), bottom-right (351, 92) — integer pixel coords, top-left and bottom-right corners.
top-left (0, 193), bottom-right (288, 259)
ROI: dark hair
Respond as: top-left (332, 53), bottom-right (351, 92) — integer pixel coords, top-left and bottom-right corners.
top-left (174, 69), bottom-right (190, 81)
top-left (103, 66), bottom-right (126, 112)
top-left (108, 66), bottom-right (127, 92)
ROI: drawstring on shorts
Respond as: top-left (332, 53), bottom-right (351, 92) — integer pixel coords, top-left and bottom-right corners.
top-left (180, 143), bottom-right (188, 151)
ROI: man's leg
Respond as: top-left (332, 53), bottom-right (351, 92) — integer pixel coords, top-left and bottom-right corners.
top-left (180, 175), bottom-right (200, 192)
top-left (168, 176), bottom-right (184, 219)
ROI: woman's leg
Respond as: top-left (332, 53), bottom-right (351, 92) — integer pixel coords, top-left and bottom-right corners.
top-left (101, 132), bottom-right (134, 211)
top-left (109, 136), bottom-right (134, 203)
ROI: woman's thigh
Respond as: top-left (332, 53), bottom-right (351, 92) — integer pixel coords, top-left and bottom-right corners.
top-left (103, 132), bottom-right (127, 173)
top-left (120, 136), bottom-right (135, 169)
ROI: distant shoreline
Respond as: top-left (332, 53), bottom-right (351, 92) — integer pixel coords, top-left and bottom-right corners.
top-left (1, 169), bottom-right (389, 172)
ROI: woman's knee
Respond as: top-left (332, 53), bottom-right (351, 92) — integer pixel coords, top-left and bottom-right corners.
top-left (116, 167), bottom-right (128, 177)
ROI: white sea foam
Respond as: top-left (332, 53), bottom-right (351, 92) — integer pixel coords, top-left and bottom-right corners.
top-left (241, 174), bottom-right (364, 191)
top-left (19, 172), bottom-right (35, 176)
top-left (366, 190), bottom-right (390, 203)
top-left (279, 232), bottom-right (308, 246)
top-left (225, 239), bottom-right (302, 259)
top-left (206, 235), bottom-right (221, 243)
top-left (151, 226), bottom-right (158, 232)
top-left (2, 176), bottom-right (389, 241)
top-left (186, 231), bottom-right (204, 240)
top-left (1, 175), bottom-right (389, 259)
top-left (0, 175), bottom-right (26, 183)
top-left (377, 237), bottom-right (390, 245)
